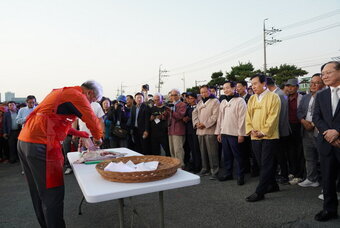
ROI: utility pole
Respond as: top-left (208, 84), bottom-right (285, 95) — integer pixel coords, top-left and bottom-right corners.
top-left (181, 73), bottom-right (186, 92)
top-left (263, 18), bottom-right (281, 75)
top-left (195, 80), bottom-right (206, 87)
top-left (158, 64), bottom-right (169, 93)
top-left (120, 82), bottom-right (127, 95)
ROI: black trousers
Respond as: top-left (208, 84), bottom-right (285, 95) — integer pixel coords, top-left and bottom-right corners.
top-left (252, 139), bottom-right (278, 195)
top-left (186, 133), bottom-right (201, 172)
top-left (18, 140), bottom-right (65, 228)
top-left (221, 135), bottom-right (245, 177)
top-left (241, 136), bottom-right (259, 174)
top-left (275, 136), bottom-right (289, 179)
top-left (110, 136), bottom-right (128, 148)
top-left (0, 137), bottom-right (8, 160)
top-left (150, 134), bottom-right (170, 156)
top-left (320, 148), bottom-right (340, 213)
top-left (133, 128), bottom-right (150, 155)
top-left (287, 123), bottom-right (305, 178)
top-left (62, 135), bottom-right (78, 169)
top-left (8, 129), bottom-right (20, 162)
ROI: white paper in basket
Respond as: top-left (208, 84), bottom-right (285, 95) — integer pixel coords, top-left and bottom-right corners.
top-left (104, 161), bottom-right (159, 172)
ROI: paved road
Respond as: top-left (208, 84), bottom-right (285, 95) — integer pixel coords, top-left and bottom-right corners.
top-left (1, 162), bottom-right (339, 228)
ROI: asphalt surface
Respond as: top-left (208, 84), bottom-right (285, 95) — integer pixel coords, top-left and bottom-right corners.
top-left (1, 161), bottom-right (339, 228)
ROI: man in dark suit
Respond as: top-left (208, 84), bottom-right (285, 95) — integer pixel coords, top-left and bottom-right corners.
top-left (127, 92), bottom-right (150, 155)
top-left (313, 61), bottom-right (340, 222)
top-left (267, 77), bottom-right (291, 185)
top-left (3, 101), bottom-right (20, 163)
top-left (236, 80), bottom-right (259, 177)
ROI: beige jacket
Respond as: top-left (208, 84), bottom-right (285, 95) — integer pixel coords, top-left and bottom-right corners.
top-left (215, 97), bottom-right (247, 136)
top-left (192, 97), bottom-right (220, 136)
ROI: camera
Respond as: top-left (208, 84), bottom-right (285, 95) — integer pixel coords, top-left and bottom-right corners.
top-left (142, 84), bottom-right (149, 91)
top-left (166, 103), bottom-right (174, 108)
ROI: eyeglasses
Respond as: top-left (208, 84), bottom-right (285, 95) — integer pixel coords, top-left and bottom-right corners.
top-left (321, 70), bottom-right (336, 77)
top-left (170, 94), bottom-right (178, 96)
top-left (310, 82), bottom-right (323, 85)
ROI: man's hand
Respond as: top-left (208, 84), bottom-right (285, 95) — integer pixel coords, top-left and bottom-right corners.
top-left (238, 136), bottom-right (244, 143)
top-left (331, 138), bottom-right (340, 148)
top-left (182, 116), bottom-right (190, 123)
top-left (250, 130), bottom-right (259, 138)
top-left (198, 123), bottom-right (206, 129)
top-left (150, 115), bottom-right (155, 121)
top-left (3, 134), bottom-right (8, 140)
top-left (93, 138), bottom-right (102, 147)
top-left (142, 131), bottom-right (149, 139)
top-left (217, 134), bottom-right (221, 143)
top-left (256, 132), bottom-right (265, 138)
top-left (251, 130), bottom-right (264, 138)
top-left (323, 129), bottom-right (339, 143)
top-left (301, 119), bottom-right (314, 131)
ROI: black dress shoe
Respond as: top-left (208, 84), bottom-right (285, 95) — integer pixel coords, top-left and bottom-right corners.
top-left (246, 193), bottom-right (264, 202)
top-left (237, 176), bottom-right (245, 185)
top-left (277, 177), bottom-right (289, 185)
top-left (217, 175), bottom-right (233, 182)
top-left (314, 210), bottom-right (338, 222)
top-left (266, 184), bottom-right (280, 193)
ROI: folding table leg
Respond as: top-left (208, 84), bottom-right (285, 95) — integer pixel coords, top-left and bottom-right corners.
top-left (78, 196), bottom-right (85, 215)
top-left (159, 191), bottom-right (164, 228)
top-left (118, 198), bottom-right (124, 228)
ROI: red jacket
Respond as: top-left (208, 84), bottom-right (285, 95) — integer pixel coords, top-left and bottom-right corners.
top-left (19, 86), bottom-right (102, 144)
top-left (168, 101), bottom-right (187, 136)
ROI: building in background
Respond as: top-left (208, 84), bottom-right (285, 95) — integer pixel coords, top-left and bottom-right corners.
top-left (3, 92), bottom-right (26, 104)
top-left (5, 92), bottom-right (15, 102)
top-left (12, 97), bottom-right (26, 103)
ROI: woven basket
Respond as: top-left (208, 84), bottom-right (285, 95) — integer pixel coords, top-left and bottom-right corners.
top-left (96, 155), bottom-right (181, 183)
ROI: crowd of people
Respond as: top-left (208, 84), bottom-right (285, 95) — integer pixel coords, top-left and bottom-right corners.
top-left (1, 61), bottom-right (340, 225)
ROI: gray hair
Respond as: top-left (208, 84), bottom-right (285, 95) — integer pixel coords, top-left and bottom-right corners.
top-left (170, 89), bottom-right (181, 95)
top-left (81, 80), bottom-right (103, 101)
top-left (153, 92), bottom-right (163, 101)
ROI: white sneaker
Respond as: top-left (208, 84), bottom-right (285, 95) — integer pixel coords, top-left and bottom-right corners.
top-left (289, 177), bottom-right (303, 185)
top-left (288, 174), bottom-right (294, 181)
top-left (318, 194), bottom-right (324, 200)
top-left (298, 179), bottom-right (320, 187)
top-left (64, 168), bottom-right (73, 175)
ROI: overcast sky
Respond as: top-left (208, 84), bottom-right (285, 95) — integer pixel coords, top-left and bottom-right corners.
top-left (0, 0), bottom-right (339, 102)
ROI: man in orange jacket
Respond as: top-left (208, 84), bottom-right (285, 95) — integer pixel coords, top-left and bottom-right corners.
top-left (17, 80), bottom-right (103, 228)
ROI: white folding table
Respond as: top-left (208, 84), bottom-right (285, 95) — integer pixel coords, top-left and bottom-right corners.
top-left (68, 148), bottom-right (200, 228)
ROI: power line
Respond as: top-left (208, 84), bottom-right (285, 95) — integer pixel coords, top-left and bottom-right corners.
top-left (167, 35), bottom-right (262, 73)
top-left (168, 44), bottom-right (262, 76)
top-left (267, 51), bottom-right (339, 66)
top-left (280, 23), bottom-right (340, 41)
top-left (167, 10), bottom-right (340, 74)
top-left (162, 10), bottom-right (340, 82)
top-left (280, 9), bottom-right (340, 30)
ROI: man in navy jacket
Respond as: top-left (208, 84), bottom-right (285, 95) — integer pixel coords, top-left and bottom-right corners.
top-left (313, 61), bottom-right (340, 222)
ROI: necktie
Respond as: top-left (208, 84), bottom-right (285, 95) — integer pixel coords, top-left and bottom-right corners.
top-left (332, 88), bottom-right (339, 116)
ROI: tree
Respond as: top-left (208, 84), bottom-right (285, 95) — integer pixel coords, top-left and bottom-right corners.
top-left (186, 86), bottom-right (200, 94)
top-left (207, 71), bottom-right (225, 88)
top-left (267, 64), bottom-right (308, 86)
top-left (225, 62), bottom-right (255, 81)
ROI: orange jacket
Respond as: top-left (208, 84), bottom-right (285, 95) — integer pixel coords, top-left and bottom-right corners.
top-left (18, 86), bottom-right (103, 144)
